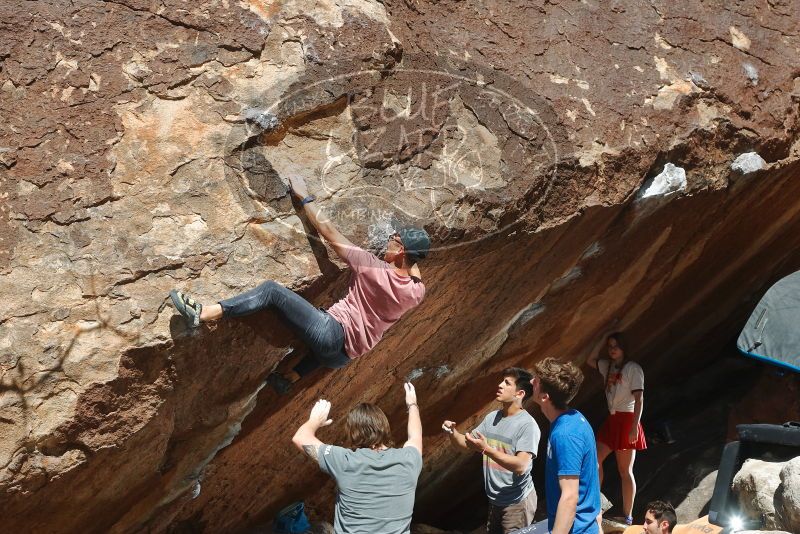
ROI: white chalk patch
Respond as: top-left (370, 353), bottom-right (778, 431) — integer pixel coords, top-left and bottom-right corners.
top-left (731, 152), bottom-right (766, 174)
top-left (581, 241), bottom-right (603, 260)
top-left (690, 72), bottom-right (709, 88)
top-left (730, 26), bottom-right (751, 51)
top-left (639, 163), bottom-right (687, 198)
top-left (743, 63), bottom-right (758, 85)
top-left (510, 302), bottom-right (545, 332)
top-left (434, 365), bottom-right (451, 378)
top-left (406, 368), bottom-right (425, 381)
top-left (552, 266), bottom-right (582, 290)
top-left (549, 74), bottom-right (569, 84)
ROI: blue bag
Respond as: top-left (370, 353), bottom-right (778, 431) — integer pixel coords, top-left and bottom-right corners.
top-left (273, 501), bottom-right (311, 534)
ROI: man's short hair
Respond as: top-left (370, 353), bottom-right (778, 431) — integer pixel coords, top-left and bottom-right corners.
top-left (646, 500), bottom-right (677, 533)
top-left (345, 403), bottom-right (393, 449)
top-left (502, 367), bottom-right (533, 401)
top-left (533, 357), bottom-right (584, 410)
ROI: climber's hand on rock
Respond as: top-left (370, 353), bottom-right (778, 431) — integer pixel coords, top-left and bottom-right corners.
top-left (288, 175), bottom-right (309, 200)
top-left (441, 420), bottom-right (456, 434)
top-left (404, 382), bottom-right (417, 407)
top-left (308, 399), bottom-right (333, 430)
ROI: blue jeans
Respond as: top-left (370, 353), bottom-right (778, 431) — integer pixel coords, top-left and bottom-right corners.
top-left (219, 281), bottom-right (350, 375)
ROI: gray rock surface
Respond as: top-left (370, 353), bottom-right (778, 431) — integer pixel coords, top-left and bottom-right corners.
top-left (734, 456), bottom-right (800, 532)
top-left (734, 458), bottom-right (785, 529)
top-left (676, 470), bottom-right (718, 523)
top-left (776, 457), bottom-right (800, 533)
top-left (732, 152), bottom-right (767, 174)
top-left (639, 163), bottom-right (687, 198)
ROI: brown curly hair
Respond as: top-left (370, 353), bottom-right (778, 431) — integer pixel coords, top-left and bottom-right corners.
top-left (533, 357), bottom-right (584, 410)
top-left (345, 403), bottom-right (394, 449)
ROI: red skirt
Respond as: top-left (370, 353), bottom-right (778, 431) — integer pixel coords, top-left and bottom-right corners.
top-left (597, 412), bottom-right (647, 451)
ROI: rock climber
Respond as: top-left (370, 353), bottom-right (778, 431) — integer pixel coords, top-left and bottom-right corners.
top-left (170, 175), bottom-right (429, 393)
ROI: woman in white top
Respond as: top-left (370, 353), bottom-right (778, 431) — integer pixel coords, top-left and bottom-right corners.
top-left (587, 332), bottom-right (646, 525)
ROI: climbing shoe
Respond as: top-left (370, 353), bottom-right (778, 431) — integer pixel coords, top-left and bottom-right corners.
top-left (266, 372), bottom-right (293, 395)
top-left (169, 290), bottom-right (202, 328)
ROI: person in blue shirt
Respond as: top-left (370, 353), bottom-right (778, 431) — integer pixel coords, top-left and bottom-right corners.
top-left (530, 357), bottom-right (601, 534)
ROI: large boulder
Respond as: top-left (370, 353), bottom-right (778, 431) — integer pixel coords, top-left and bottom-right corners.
top-left (733, 456), bottom-right (800, 532)
top-left (775, 457), bottom-right (800, 533)
top-left (733, 458), bottom-right (785, 529)
top-left (1, 0), bottom-right (799, 532)
top-left (676, 470), bottom-right (718, 523)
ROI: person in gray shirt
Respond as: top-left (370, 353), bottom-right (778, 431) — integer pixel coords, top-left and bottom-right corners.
top-left (442, 368), bottom-right (541, 534)
top-left (292, 383), bottom-right (423, 534)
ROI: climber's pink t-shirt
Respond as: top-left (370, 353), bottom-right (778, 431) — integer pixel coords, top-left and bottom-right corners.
top-left (327, 246), bottom-right (426, 358)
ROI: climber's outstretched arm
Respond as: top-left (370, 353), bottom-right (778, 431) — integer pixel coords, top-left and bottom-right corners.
top-left (288, 176), bottom-right (355, 261)
top-left (291, 399), bottom-right (333, 462)
top-left (403, 382), bottom-right (422, 453)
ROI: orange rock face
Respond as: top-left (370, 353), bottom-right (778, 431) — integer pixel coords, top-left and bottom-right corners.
top-left (1, 0), bottom-right (799, 532)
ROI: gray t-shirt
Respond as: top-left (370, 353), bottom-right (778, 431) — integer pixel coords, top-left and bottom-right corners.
top-left (318, 444), bottom-right (423, 534)
top-left (474, 409), bottom-right (541, 506)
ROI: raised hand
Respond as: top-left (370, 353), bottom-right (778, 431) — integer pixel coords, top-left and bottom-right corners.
top-left (441, 420), bottom-right (457, 434)
top-left (308, 399), bottom-right (333, 430)
top-left (404, 382), bottom-right (417, 407)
